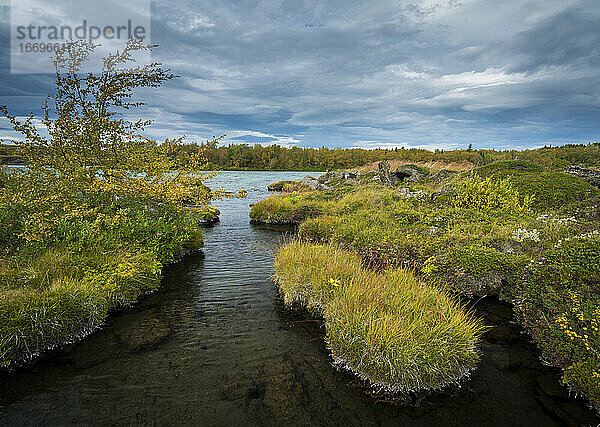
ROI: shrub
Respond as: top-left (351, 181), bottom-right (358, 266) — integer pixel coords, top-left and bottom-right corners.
top-left (451, 173), bottom-right (531, 214)
top-left (511, 235), bottom-right (600, 409)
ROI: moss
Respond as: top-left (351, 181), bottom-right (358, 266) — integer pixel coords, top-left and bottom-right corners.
top-left (474, 160), bottom-right (598, 211)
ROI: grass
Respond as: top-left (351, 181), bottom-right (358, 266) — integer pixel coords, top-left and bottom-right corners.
top-left (274, 241), bottom-right (485, 392)
top-left (0, 207), bottom-right (205, 369)
top-left (250, 189), bottom-right (343, 224)
top-left (259, 159), bottom-right (600, 408)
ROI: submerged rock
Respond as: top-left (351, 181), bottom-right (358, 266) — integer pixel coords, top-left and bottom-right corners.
top-left (115, 313), bottom-right (171, 351)
top-left (260, 355), bottom-right (305, 425)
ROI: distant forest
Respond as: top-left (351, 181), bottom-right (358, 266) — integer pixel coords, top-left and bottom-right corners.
top-left (2, 142), bottom-right (600, 171)
top-left (181, 142), bottom-right (600, 171)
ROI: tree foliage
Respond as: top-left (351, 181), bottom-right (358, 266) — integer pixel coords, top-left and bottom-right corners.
top-left (1, 40), bottom-right (226, 246)
top-left (168, 142), bottom-right (600, 172)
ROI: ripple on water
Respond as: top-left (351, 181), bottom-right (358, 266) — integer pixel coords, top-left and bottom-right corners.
top-left (0, 171), bottom-right (598, 426)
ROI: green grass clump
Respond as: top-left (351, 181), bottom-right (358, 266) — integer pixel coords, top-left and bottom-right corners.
top-left (0, 207), bottom-right (204, 369)
top-left (274, 241), bottom-right (485, 393)
top-left (250, 189), bottom-right (346, 224)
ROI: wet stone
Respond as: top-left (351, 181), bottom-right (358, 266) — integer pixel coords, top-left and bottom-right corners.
top-left (115, 314), bottom-right (172, 351)
top-left (485, 324), bottom-right (520, 343)
top-left (259, 355), bottom-right (304, 425)
top-left (220, 375), bottom-right (262, 402)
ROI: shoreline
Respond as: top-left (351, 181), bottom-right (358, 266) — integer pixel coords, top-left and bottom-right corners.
top-left (255, 161), bottom-right (600, 412)
top-left (0, 245), bottom-right (206, 374)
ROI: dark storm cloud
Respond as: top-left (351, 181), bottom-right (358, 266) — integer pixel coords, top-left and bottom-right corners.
top-left (1, 0), bottom-right (599, 148)
top-left (507, 6), bottom-right (600, 73)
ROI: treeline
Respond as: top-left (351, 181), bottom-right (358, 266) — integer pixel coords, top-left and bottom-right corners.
top-left (3, 141), bottom-right (600, 170)
top-left (0, 144), bottom-right (24, 165)
top-left (184, 142), bottom-right (600, 170)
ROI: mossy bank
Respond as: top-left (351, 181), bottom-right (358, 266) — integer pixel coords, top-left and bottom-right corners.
top-left (253, 160), bottom-right (600, 410)
top-left (0, 200), bottom-right (217, 371)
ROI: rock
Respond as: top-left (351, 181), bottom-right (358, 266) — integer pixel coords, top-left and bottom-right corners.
top-left (318, 170), bottom-right (361, 188)
top-left (394, 166), bottom-right (425, 182)
top-left (564, 165), bottom-right (600, 187)
top-left (301, 176), bottom-right (320, 189)
top-left (220, 375), bottom-right (262, 401)
top-left (260, 355), bottom-right (305, 425)
top-left (301, 176), bottom-right (331, 191)
top-left (115, 313), bottom-right (171, 351)
top-left (427, 226), bottom-right (440, 235)
top-left (378, 161), bottom-right (426, 186)
top-left (431, 185), bottom-right (454, 201)
top-left (535, 373), bottom-right (568, 399)
top-left (267, 180), bottom-right (296, 191)
top-left (378, 160), bottom-right (395, 186)
top-left (485, 324), bottom-right (520, 343)
top-left (429, 169), bottom-right (457, 183)
top-left (397, 187), bottom-right (424, 199)
top-left (320, 171), bottom-right (344, 181)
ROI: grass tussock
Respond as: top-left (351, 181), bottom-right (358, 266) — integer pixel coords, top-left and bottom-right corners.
top-left (274, 240), bottom-right (485, 393)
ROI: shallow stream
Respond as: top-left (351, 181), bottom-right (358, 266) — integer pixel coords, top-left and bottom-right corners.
top-left (1, 171), bottom-right (598, 426)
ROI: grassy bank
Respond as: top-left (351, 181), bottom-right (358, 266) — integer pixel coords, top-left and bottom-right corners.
top-left (274, 241), bottom-right (485, 392)
top-left (0, 198), bottom-right (208, 369)
top-left (256, 160), bottom-right (600, 407)
top-left (0, 40), bottom-right (231, 370)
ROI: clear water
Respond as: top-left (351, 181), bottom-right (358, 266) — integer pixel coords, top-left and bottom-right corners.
top-left (1, 171), bottom-right (598, 426)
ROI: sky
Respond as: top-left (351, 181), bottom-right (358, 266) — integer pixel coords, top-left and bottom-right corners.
top-left (0, 0), bottom-right (599, 150)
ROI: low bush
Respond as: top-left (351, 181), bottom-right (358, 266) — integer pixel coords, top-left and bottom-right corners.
top-left (510, 235), bottom-right (600, 409)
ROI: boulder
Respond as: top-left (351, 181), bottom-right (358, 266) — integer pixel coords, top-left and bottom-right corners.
top-left (564, 165), bottom-right (600, 187)
top-left (378, 161), bottom-right (426, 186)
top-left (318, 170), bottom-right (361, 187)
top-left (378, 160), bottom-right (395, 186)
top-left (394, 166), bottom-right (425, 182)
top-left (301, 176), bottom-right (331, 191)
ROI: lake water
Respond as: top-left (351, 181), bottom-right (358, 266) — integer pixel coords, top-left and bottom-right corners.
top-left (0, 171), bottom-right (598, 425)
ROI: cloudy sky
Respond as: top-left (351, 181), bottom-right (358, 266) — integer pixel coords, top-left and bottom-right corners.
top-left (1, 0), bottom-right (599, 150)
